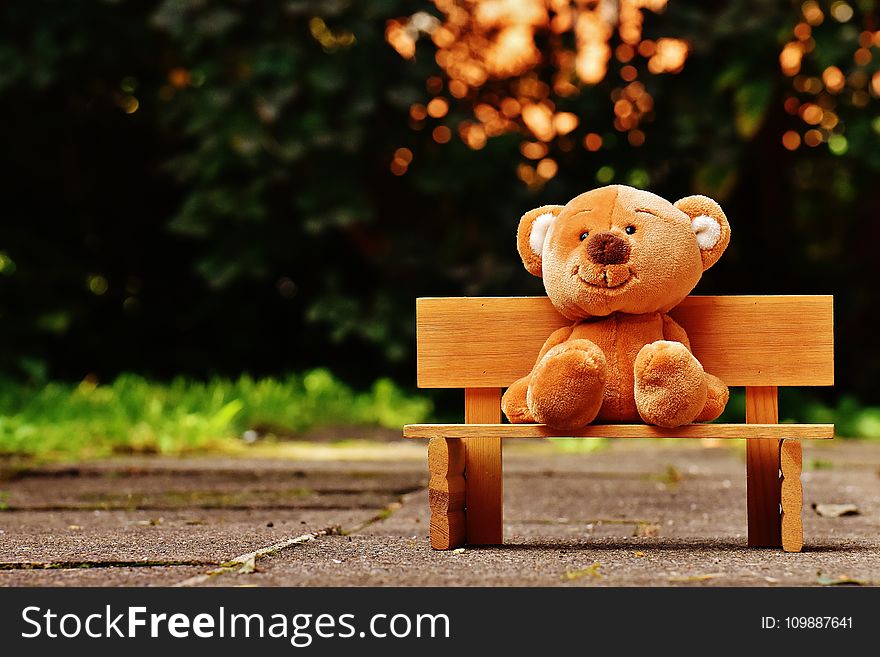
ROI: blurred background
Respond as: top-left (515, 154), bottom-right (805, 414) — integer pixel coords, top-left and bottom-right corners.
top-left (0, 0), bottom-right (878, 458)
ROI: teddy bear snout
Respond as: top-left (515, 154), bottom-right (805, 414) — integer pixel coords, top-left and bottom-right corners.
top-left (586, 231), bottom-right (631, 265)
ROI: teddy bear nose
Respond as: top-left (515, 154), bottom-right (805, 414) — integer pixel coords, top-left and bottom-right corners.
top-left (586, 231), bottom-right (631, 265)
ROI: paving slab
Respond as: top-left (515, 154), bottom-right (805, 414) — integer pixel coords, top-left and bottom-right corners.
top-left (0, 457), bottom-right (422, 585)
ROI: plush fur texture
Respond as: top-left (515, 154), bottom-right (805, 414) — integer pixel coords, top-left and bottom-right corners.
top-left (502, 185), bottom-right (730, 429)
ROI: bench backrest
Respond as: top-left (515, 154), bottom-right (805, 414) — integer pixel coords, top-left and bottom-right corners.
top-left (416, 296), bottom-right (833, 389)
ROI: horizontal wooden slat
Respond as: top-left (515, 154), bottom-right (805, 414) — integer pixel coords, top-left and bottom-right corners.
top-left (416, 296), bottom-right (833, 388)
top-left (404, 423), bottom-right (834, 440)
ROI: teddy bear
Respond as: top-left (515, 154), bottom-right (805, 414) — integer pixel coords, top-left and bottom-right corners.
top-left (501, 184), bottom-right (731, 430)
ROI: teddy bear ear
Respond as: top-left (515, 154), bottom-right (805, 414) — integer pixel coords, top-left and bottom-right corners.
top-left (674, 195), bottom-right (731, 271)
top-left (516, 205), bottom-right (564, 277)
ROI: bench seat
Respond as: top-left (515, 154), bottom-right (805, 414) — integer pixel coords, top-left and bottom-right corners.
top-left (404, 423), bottom-right (834, 440)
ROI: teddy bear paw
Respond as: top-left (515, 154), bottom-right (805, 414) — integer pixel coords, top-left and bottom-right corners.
top-left (634, 340), bottom-right (708, 428)
top-left (527, 339), bottom-right (607, 430)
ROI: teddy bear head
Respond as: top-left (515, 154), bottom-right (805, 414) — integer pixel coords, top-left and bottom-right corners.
top-left (517, 185), bottom-right (730, 320)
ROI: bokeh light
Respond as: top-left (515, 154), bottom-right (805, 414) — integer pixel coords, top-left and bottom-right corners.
top-left (780, 2), bottom-right (879, 160)
top-left (386, 0), bottom-right (691, 185)
top-left (782, 130), bottom-right (801, 150)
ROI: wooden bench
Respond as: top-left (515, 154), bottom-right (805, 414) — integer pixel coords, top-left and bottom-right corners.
top-left (403, 295), bottom-right (834, 553)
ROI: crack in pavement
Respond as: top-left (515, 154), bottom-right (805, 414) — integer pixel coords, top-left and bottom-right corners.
top-left (521, 518), bottom-right (661, 526)
top-left (0, 485), bottom-right (425, 513)
top-left (0, 503), bottom-right (401, 512)
top-left (0, 559), bottom-right (214, 570)
top-left (170, 490), bottom-right (423, 587)
top-left (341, 500), bottom-right (405, 536)
top-left (171, 526), bottom-right (344, 587)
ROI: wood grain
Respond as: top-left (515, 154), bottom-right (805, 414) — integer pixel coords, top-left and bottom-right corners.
top-left (746, 386), bottom-right (782, 548)
top-left (428, 437), bottom-right (465, 550)
top-left (404, 423), bottom-right (834, 440)
top-left (463, 388), bottom-right (503, 545)
top-left (780, 439), bottom-right (804, 553)
top-left (416, 296), bottom-right (834, 388)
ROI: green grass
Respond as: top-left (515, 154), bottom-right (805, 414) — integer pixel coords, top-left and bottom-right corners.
top-left (0, 372), bottom-right (875, 460)
top-left (720, 388), bottom-right (880, 439)
top-left (0, 370), bottom-right (432, 459)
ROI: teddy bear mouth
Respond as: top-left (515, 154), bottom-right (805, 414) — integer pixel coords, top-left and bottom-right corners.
top-left (574, 265), bottom-right (634, 290)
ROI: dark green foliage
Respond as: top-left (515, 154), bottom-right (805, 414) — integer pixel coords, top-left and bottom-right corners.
top-left (0, 1), bottom-right (876, 415)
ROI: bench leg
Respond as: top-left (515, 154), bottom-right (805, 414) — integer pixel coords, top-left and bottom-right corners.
top-left (463, 388), bottom-right (503, 545)
top-left (428, 437), bottom-right (466, 550)
top-left (780, 439), bottom-right (804, 552)
top-left (745, 386), bottom-right (782, 547)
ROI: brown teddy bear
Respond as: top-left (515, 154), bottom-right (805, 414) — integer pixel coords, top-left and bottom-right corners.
top-left (501, 184), bottom-right (731, 430)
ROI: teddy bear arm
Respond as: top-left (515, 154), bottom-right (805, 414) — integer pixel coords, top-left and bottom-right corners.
top-left (661, 314), bottom-right (692, 351)
top-left (501, 326), bottom-right (574, 424)
top-left (501, 376), bottom-right (533, 423)
top-left (694, 373), bottom-right (729, 423)
top-left (534, 325), bottom-right (576, 362)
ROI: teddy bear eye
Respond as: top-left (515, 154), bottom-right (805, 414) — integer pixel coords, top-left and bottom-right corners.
top-left (625, 225), bottom-right (636, 235)
top-left (579, 231), bottom-right (589, 241)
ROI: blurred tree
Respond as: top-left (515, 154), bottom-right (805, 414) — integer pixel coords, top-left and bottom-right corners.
top-left (0, 0), bottom-right (877, 403)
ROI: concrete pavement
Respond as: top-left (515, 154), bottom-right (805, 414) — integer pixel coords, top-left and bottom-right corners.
top-left (1, 440), bottom-right (877, 586)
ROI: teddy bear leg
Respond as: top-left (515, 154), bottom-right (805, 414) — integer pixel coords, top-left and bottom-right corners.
top-left (526, 339), bottom-right (607, 430)
top-left (693, 373), bottom-right (729, 423)
top-left (634, 340), bottom-right (708, 428)
top-left (501, 375), bottom-right (535, 423)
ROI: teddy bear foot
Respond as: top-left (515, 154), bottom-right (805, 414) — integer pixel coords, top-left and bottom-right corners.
top-left (634, 340), bottom-right (708, 428)
top-left (527, 339), bottom-right (607, 430)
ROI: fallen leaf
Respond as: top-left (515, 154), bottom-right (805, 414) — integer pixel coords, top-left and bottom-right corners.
top-left (237, 555), bottom-right (257, 574)
top-left (817, 574), bottom-right (865, 586)
top-left (451, 548), bottom-right (465, 554)
top-left (812, 503), bottom-right (859, 518)
top-left (633, 551), bottom-right (646, 558)
top-left (563, 562), bottom-right (602, 581)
